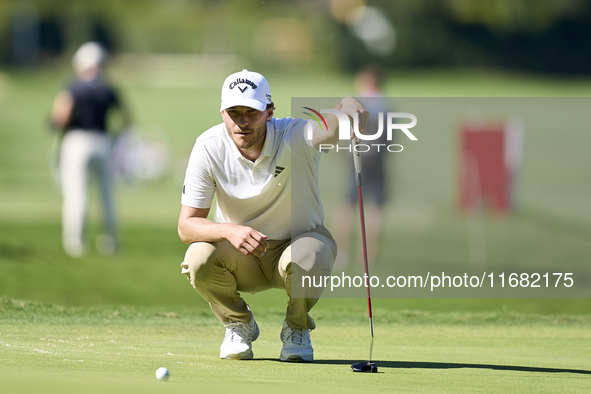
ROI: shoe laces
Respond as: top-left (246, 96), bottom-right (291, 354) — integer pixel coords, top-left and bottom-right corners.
top-left (283, 326), bottom-right (309, 346)
top-left (225, 322), bottom-right (250, 343)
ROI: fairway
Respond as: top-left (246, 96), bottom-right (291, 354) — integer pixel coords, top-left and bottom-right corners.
top-left (1, 297), bottom-right (590, 393)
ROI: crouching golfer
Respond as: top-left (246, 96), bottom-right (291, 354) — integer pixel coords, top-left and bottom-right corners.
top-left (178, 69), bottom-right (368, 361)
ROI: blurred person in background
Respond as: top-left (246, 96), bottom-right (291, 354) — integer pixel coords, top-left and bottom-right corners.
top-left (332, 65), bottom-right (391, 271)
top-left (50, 42), bottom-right (130, 257)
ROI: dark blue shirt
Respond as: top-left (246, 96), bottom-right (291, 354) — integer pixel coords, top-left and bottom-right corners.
top-left (66, 76), bottom-right (120, 132)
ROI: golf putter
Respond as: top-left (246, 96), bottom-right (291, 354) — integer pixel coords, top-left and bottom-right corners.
top-left (350, 133), bottom-right (378, 373)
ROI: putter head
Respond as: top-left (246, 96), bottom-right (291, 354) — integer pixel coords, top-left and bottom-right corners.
top-left (351, 361), bottom-right (378, 373)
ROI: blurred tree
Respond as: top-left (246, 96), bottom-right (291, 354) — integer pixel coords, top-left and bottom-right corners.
top-left (333, 0), bottom-right (591, 74)
top-left (1, 0), bottom-right (590, 74)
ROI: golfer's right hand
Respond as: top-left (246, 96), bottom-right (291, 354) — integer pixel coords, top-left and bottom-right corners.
top-left (226, 224), bottom-right (269, 256)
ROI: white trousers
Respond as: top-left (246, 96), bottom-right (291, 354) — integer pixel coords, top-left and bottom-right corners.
top-left (59, 130), bottom-right (115, 256)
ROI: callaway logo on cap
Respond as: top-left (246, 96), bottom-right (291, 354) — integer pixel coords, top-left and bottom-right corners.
top-left (220, 69), bottom-right (272, 112)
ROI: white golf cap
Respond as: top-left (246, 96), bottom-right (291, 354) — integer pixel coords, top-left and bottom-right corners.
top-left (220, 69), bottom-right (272, 112)
top-left (72, 42), bottom-right (106, 72)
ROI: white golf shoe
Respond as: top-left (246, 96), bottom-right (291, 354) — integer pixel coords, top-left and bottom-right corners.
top-left (220, 311), bottom-right (259, 360)
top-left (280, 320), bottom-right (313, 362)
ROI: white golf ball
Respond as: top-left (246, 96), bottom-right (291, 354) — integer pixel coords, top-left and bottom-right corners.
top-left (155, 367), bottom-right (170, 381)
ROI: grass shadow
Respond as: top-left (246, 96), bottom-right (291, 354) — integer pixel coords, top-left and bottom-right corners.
top-left (255, 358), bottom-right (591, 375)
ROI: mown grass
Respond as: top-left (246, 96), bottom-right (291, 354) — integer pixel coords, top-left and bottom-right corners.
top-left (1, 297), bottom-right (590, 393)
top-left (1, 68), bottom-right (591, 392)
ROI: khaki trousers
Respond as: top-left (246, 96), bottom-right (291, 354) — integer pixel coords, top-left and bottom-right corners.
top-left (181, 225), bottom-right (336, 329)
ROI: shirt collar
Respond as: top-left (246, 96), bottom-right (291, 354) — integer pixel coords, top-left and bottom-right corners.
top-left (258, 121), bottom-right (274, 160)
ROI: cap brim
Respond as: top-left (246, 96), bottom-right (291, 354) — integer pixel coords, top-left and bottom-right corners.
top-left (220, 98), bottom-right (267, 112)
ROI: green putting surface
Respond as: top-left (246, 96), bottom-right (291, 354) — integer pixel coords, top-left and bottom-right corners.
top-left (1, 298), bottom-right (590, 393)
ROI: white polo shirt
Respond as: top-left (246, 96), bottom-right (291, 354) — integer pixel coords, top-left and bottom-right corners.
top-left (181, 117), bottom-right (324, 240)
